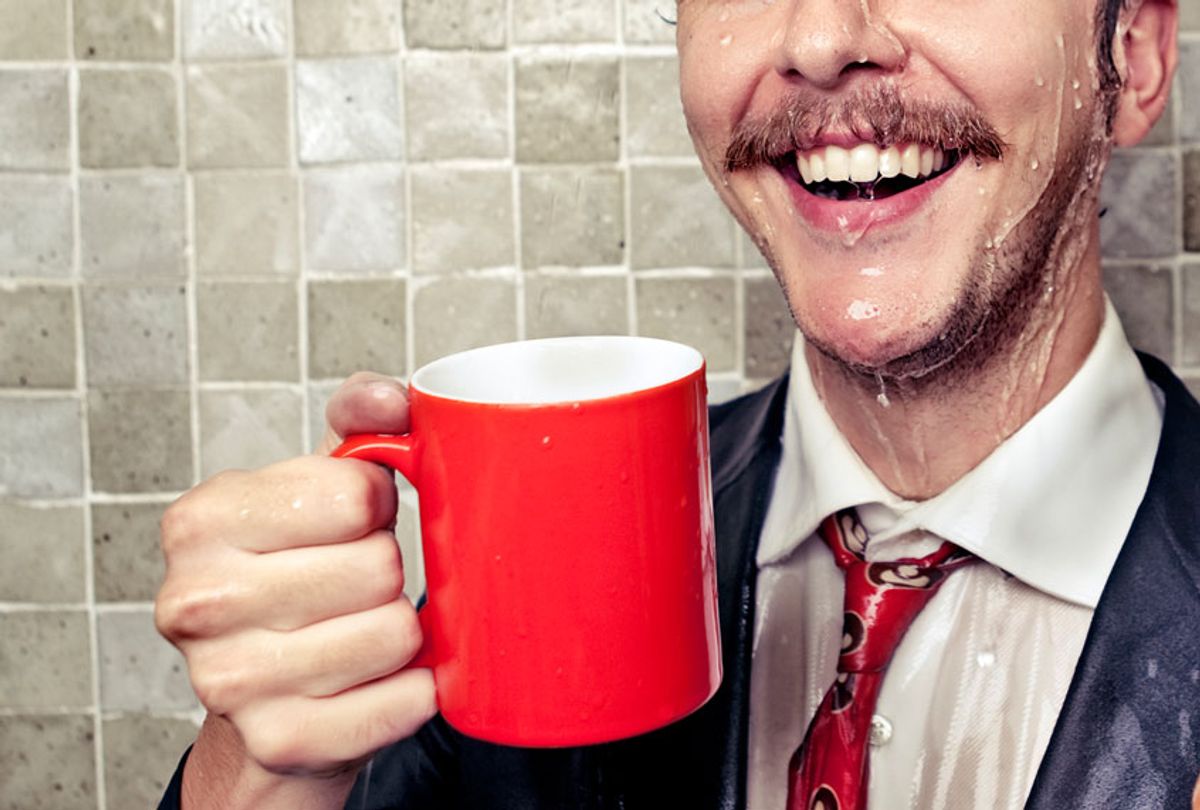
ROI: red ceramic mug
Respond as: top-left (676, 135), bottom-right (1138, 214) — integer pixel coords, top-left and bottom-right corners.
top-left (333, 336), bottom-right (721, 747)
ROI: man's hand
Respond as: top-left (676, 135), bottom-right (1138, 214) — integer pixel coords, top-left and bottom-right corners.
top-left (155, 372), bottom-right (437, 809)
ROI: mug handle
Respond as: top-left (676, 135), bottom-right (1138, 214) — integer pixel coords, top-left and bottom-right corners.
top-left (332, 433), bottom-right (437, 670)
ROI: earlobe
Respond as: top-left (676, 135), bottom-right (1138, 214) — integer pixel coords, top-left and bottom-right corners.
top-left (1111, 0), bottom-right (1178, 147)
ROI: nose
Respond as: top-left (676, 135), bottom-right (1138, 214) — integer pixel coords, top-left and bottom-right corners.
top-left (772, 0), bottom-right (907, 90)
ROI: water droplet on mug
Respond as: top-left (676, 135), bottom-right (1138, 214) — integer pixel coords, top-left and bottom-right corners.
top-left (571, 402), bottom-right (583, 414)
top-left (555, 666), bottom-right (564, 677)
top-left (619, 470), bottom-right (630, 483)
top-left (541, 435), bottom-right (552, 448)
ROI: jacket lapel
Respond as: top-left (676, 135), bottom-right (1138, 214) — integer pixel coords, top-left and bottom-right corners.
top-left (1026, 355), bottom-right (1200, 808)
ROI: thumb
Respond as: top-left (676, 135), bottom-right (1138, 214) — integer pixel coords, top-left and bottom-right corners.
top-left (317, 372), bottom-right (411, 456)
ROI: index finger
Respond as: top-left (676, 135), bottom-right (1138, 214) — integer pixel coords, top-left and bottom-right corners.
top-left (317, 372), bottom-right (411, 456)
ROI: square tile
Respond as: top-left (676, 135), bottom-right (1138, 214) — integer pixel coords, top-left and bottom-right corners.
top-left (515, 57), bottom-right (619, 163)
top-left (0, 715), bottom-right (96, 810)
top-left (0, 397), bottom-right (83, 497)
top-left (0, 612), bottom-right (92, 707)
top-left (103, 715), bottom-right (199, 809)
top-left (92, 502), bottom-right (169, 602)
top-left (200, 388), bottom-right (304, 477)
top-left (1180, 41), bottom-right (1200, 143)
top-left (631, 166), bottom-right (736, 269)
top-left (98, 610), bottom-right (197, 710)
top-left (0, 0), bottom-right (68, 59)
top-left (308, 279), bottom-right (407, 378)
top-left (412, 167), bottom-right (513, 273)
top-left (623, 0), bottom-right (676, 44)
top-left (0, 70), bottom-right (70, 170)
top-left (197, 280), bottom-right (299, 381)
top-left (182, 0), bottom-right (288, 59)
top-left (0, 284), bottom-right (76, 388)
top-left (186, 64), bottom-right (290, 168)
top-left (404, 0), bottom-right (506, 49)
top-left (0, 174), bottom-right (73, 278)
top-left (1186, 148), bottom-right (1199, 252)
top-left (520, 168), bottom-right (624, 267)
top-left (1183, 0), bottom-right (1200, 32)
top-left (626, 56), bottom-right (692, 158)
top-left (1102, 263), bottom-right (1174, 362)
top-left (304, 166), bottom-right (406, 273)
top-left (296, 57), bottom-right (404, 164)
top-left (513, 0), bottom-right (615, 43)
top-left (744, 275), bottom-right (795, 380)
top-left (412, 276), bottom-right (516, 367)
top-left (636, 275), bottom-right (737, 372)
top-left (405, 54), bottom-right (509, 160)
top-left (1183, 263), bottom-right (1200, 366)
top-left (83, 283), bottom-right (189, 386)
top-left (194, 172), bottom-right (298, 276)
top-left (80, 174), bottom-right (186, 278)
top-left (75, 0), bottom-right (174, 60)
top-left (0, 501), bottom-right (85, 603)
top-left (295, 0), bottom-right (401, 56)
top-left (88, 388), bottom-right (193, 493)
top-left (78, 68), bottom-right (179, 168)
top-left (525, 272), bottom-right (628, 339)
top-left (1100, 149), bottom-right (1180, 258)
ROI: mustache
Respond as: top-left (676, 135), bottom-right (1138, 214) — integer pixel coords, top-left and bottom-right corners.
top-left (723, 85), bottom-right (1007, 173)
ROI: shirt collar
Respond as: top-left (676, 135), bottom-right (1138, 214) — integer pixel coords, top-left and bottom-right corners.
top-left (756, 299), bottom-right (1163, 608)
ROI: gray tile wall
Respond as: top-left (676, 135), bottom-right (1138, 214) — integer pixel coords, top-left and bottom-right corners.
top-left (0, 1), bottom-right (1197, 806)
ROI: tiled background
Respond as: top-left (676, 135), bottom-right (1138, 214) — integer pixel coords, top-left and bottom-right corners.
top-left (0, 0), bottom-right (1198, 806)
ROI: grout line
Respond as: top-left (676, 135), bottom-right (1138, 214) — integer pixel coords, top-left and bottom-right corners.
top-left (285, 0), bottom-right (313, 453)
top-left (63, 0), bottom-right (109, 802)
top-left (508, 0), bottom-right (524, 342)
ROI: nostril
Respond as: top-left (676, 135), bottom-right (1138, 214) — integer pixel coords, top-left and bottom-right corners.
top-left (841, 60), bottom-right (884, 77)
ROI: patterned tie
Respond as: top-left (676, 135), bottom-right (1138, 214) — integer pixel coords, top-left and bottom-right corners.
top-left (786, 509), bottom-right (974, 810)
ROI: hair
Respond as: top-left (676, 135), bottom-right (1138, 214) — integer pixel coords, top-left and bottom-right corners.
top-left (1096, 0), bottom-right (1129, 94)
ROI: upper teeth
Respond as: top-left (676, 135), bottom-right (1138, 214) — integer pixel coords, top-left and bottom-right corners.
top-left (797, 143), bottom-right (947, 185)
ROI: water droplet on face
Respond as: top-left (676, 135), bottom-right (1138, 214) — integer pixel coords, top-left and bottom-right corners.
top-left (847, 300), bottom-right (881, 321)
top-left (859, 266), bottom-right (883, 277)
top-left (1071, 78), bottom-right (1080, 90)
top-left (1030, 158), bottom-right (1039, 171)
top-left (977, 650), bottom-right (996, 668)
top-left (1035, 76), bottom-right (1045, 87)
top-left (719, 32), bottom-right (733, 46)
top-left (1073, 98), bottom-right (1083, 110)
top-left (291, 498), bottom-right (303, 510)
top-left (876, 391), bottom-right (891, 408)
top-left (238, 508), bottom-right (252, 520)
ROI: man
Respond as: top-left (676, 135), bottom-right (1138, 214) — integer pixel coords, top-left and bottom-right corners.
top-left (156, 0), bottom-right (1197, 807)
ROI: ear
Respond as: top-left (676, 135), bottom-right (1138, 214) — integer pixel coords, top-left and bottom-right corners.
top-left (1111, 0), bottom-right (1178, 146)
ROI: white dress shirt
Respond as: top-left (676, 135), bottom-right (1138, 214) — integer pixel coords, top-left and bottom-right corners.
top-left (746, 300), bottom-right (1164, 809)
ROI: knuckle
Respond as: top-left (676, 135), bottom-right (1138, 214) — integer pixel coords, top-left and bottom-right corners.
top-left (154, 586), bottom-right (221, 641)
top-left (243, 721), bottom-right (311, 774)
top-left (190, 661), bottom-right (245, 716)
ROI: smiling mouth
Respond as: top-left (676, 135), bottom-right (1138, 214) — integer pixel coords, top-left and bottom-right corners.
top-left (775, 143), bottom-right (963, 202)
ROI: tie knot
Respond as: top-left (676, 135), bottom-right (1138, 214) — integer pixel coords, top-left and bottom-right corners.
top-left (820, 509), bottom-right (974, 672)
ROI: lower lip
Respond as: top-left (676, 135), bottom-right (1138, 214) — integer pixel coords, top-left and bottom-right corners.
top-left (781, 161), bottom-right (961, 235)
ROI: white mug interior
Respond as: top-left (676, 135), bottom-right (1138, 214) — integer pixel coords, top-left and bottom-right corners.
top-left (412, 336), bottom-right (704, 405)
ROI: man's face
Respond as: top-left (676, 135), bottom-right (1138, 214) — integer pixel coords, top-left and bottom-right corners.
top-left (676, 0), bottom-right (1113, 380)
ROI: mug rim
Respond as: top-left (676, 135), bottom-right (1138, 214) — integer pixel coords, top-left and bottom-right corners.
top-left (410, 335), bottom-right (705, 406)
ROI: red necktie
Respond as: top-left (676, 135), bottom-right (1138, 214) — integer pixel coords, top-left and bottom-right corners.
top-left (786, 509), bottom-right (974, 810)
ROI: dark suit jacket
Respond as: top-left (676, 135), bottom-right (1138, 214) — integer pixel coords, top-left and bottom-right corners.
top-left (161, 354), bottom-right (1200, 809)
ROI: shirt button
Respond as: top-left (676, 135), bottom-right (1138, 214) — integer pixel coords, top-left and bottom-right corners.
top-left (869, 714), bottom-right (893, 747)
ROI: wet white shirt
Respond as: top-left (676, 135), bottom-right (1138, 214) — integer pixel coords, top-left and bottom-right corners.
top-left (746, 300), bottom-right (1163, 810)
